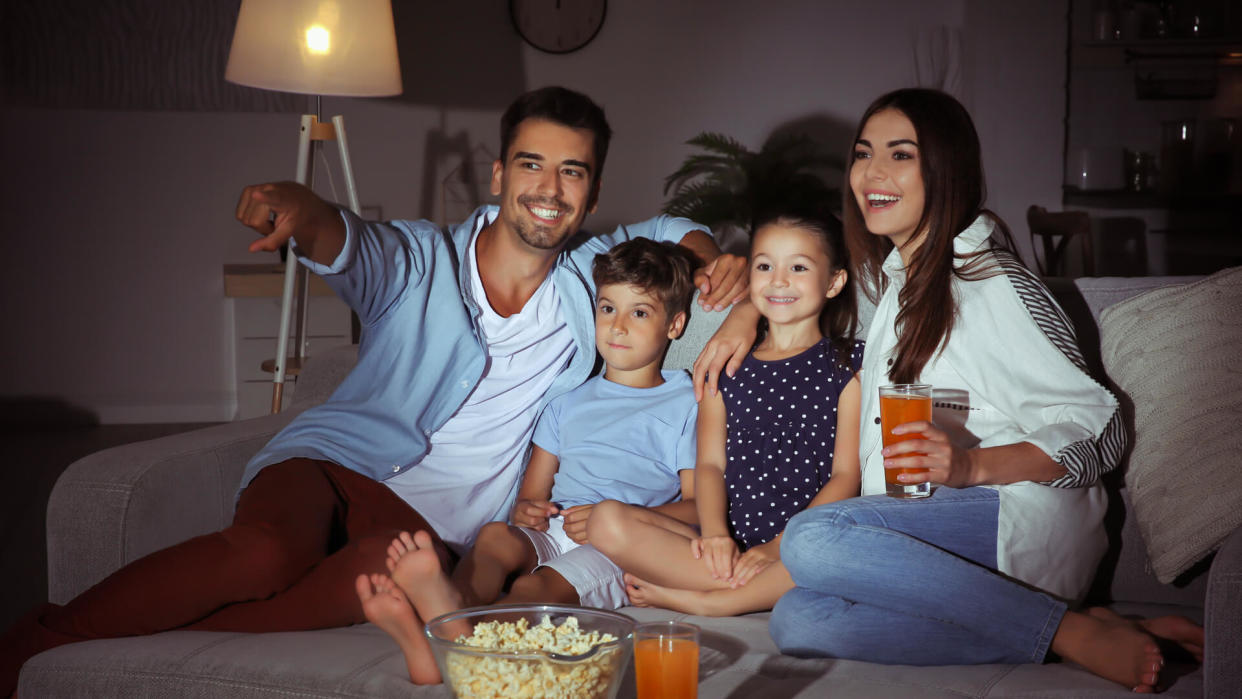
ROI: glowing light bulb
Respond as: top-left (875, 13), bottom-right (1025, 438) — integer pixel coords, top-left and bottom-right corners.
top-left (306, 25), bottom-right (331, 54)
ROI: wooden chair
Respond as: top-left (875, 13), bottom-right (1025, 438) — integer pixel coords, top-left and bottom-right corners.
top-left (1027, 205), bottom-right (1094, 277)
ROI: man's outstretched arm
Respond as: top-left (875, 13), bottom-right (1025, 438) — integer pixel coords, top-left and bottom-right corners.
top-left (235, 181), bottom-right (346, 266)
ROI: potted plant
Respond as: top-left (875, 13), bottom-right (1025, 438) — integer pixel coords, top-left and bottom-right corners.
top-left (662, 131), bottom-right (843, 251)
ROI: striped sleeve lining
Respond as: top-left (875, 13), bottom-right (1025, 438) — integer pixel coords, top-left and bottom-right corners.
top-left (992, 252), bottom-right (1127, 487)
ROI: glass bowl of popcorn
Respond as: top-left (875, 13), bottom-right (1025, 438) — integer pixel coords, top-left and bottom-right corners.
top-left (425, 603), bottom-right (635, 699)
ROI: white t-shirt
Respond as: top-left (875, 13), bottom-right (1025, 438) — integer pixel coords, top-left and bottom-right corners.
top-left (385, 217), bottom-right (576, 554)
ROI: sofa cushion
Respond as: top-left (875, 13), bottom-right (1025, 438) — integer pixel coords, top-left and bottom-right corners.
top-left (1099, 265), bottom-right (1242, 583)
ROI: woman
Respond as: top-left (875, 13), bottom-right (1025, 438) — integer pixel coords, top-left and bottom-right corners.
top-left (694, 88), bottom-right (1202, 693)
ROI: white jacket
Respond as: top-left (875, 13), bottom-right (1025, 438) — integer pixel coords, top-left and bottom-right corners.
top-left (858, 215), bottom-right (1125, 601)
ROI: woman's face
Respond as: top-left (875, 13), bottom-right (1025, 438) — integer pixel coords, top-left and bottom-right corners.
top-left (849, 108), bottom-right (927, 251)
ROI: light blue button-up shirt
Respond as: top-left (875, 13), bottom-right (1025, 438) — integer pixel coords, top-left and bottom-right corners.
top-left (241, 205), bottom-right (707, 494)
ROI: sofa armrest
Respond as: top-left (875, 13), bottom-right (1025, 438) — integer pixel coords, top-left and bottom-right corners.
top-left (45, 409), bottom-right (303, 603)
top-left (1204, 524), bottom-right (1242, 698)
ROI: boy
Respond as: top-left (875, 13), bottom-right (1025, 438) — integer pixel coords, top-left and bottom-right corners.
top-left (354, 238), bottom-right (701, 684)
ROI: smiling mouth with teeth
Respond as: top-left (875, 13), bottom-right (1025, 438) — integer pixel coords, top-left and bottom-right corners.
top-left (528, 205), bottom-right (562, 220)
top-left (866, 193), bottom-right (902, 209)
top-left (766, 296), bottom-right (797, 304)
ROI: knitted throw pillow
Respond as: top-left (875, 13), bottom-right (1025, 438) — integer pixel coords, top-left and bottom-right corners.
top-left (1099, 266), bottom-right (1242, 583)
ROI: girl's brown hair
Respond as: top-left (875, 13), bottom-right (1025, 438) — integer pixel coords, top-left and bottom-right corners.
top-left (843, 88), bottom-right (1016, 383)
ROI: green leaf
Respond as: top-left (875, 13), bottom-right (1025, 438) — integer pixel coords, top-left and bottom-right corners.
top-left (660, 129), bottom-right (841, 231)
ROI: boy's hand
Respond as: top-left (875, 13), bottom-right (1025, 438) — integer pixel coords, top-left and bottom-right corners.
top-left (691, 535), bottom-right (738, 581)
top-left (728, 540), bottom-right (779, 588)
top-left (561, 504), bottom-right (595, 544)
top-left (512, 499), bottom-right (558, 530)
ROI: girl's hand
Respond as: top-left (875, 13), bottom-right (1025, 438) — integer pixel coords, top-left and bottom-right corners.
top-left (691, 535), bottom-right (739, 580)
top-left (692, 304), bottom-right (759, 401)
top-left (511, 499), bottom-right (558, 530)
top-left (883, 421), bottom-right (976, 488)
top-left (728, 540), bottom-right (779, 588)
top-left (561, 504), bottom-right (595, 544)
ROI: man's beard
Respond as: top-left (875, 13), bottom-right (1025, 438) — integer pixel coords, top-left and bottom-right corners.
top-left (512, 194), bottom-right (576, 249)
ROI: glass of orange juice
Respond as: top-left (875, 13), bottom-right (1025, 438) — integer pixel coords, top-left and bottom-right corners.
top-left (879, 383), bottom-right (933, 499)
top-left (634, 620), bottom-right (700, 699)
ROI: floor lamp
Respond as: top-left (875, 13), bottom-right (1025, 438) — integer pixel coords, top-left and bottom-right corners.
top-left (224, 0), bottom-right (402, 412)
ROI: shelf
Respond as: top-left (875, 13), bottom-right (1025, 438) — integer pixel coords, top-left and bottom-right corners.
top-left (260, 357), bottom-right (305, 377)
top-left (1073, 38), bottom-right (1242, 72)
top-left (1082, 38), bottom-right (1242, 50)
top-left (1063, 188), bottom-right (1242, 210)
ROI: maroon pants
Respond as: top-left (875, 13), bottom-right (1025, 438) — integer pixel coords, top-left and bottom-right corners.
top-left (1, 458), bottom-right (448, 692)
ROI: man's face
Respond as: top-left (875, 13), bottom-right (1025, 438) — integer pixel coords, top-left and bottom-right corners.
top-left (491, 118), bottom-right (600, 252)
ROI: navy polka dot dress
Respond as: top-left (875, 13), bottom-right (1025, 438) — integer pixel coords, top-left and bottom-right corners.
top-left (720, 337), bottom-right (864, 549)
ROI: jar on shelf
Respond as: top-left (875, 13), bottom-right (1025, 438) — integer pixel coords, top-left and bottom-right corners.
top-left (1159, 119), bottom-right (1196, 195)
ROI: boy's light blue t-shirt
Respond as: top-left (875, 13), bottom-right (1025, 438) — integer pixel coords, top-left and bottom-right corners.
top-left (534, 370), bottom-right (697, 509)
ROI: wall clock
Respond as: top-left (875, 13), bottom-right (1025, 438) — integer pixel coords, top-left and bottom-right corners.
top-left (509, 0), bottom-right (607, 54)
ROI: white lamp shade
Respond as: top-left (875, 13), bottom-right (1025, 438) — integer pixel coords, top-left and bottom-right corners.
top-left (225, 0), bottom-right (402, 97)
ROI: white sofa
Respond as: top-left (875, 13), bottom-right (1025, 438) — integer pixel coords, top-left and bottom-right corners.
top-left (21, 274), bottom-right (1239, 698)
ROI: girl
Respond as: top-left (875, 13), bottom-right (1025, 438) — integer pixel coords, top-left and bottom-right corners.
top-left (587, 204), bottom-right (863, 616)
top-left (696, 88), bottom-right (1203, 693)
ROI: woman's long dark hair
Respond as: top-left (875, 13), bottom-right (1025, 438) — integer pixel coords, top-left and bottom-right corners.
top-left (843, 88), bottom-right (1016, 384)
top-left (751, 203), bottom-right (858, 371)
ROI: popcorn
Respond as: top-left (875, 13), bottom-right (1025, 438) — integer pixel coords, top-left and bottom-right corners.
top-left (443, 615), bottom-right (621, 699)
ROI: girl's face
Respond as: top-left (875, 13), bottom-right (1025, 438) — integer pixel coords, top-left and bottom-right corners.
top-left (850, 108), bottom-right (927, 251)
top-left (749, 223), bottom-right (846, 329)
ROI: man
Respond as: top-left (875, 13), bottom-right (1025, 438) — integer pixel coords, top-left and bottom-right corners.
top-left (0, 86), bottom-right (743, 693)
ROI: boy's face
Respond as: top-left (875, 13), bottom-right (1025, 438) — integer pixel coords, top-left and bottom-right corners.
top-left (491, 117), bottom-right (600, 253)
top-left (594, 283), bottom-right (685, 374)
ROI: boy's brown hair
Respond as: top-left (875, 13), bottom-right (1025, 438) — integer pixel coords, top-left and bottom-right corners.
top-left (592, 238), bottom-right (697, 319)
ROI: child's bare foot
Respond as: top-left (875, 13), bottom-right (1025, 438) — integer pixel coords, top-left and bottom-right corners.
top-left (354, 573), bottom-right (440, 685)
top-left (624, 573), bottom-right (713, 616)
top-left (385, 531), bottom-right (423, 573)
top-left (1054, 608), bottom-right (1163, 692)
top-left (388, 530), bottom-right (470, 639)
top-left (1087, 608), bottom-right (1205, 663)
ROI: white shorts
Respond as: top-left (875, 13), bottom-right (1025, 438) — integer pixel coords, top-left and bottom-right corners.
top-left (517, 517), bottom-right (629, 609)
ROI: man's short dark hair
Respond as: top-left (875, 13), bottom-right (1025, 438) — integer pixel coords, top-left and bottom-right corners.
top-left (592, 238), bottom-right (697, 319)
top-left (499, 86), bottom-right (612, 183)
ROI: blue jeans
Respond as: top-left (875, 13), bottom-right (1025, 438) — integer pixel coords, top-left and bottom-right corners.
top-left (770, 487), bottom-right (1067, 665)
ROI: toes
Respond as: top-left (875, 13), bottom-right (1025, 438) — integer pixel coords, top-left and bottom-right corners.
top-left (398, 531), bottom-right (416, 551)
top-left (413, 530), bottom-right (434, 550)
top-left (355, 574), bottom-right (374, 601)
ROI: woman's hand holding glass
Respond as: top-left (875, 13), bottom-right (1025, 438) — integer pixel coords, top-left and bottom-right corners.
top-left (691, 535), bottom-right (739, 581)
top-left (882, 420), bottom-right (976, 488)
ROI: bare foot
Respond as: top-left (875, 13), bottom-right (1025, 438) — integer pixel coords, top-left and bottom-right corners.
top-left (1054, 609), bottom-right (1163, 692)
top-left (354, 573), bottom-right (440, 685)
top-left (1088, 608), bottom-right (1205, 663)
top-left (624, 573), bottom-right (711, 615)
top-left (388, 530), bottom-right (470, 640)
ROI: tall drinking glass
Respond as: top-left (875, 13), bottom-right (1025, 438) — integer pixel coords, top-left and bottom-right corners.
top-left (879, 384), bottom-right (933, 499)
top-left (634, 621), bottom-right (699, 699)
